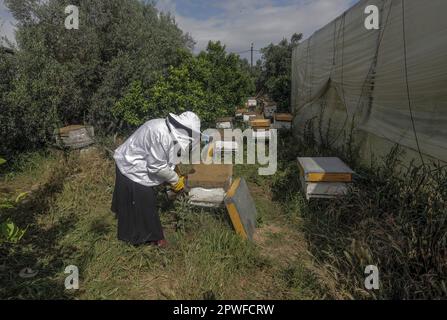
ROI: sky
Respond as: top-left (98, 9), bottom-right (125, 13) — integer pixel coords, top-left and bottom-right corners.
top-left (0, 0), bottom-right (15, 46)
top-left (1, 0), bottom-right (360, 60)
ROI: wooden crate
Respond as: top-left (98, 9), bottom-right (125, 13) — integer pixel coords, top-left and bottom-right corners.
top-left (187, 164), bottom-right (233, 190)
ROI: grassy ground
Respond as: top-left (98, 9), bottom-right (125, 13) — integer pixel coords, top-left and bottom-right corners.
top-left (2, 129), bottom-right (444, 300)
top-left (0, 143), bottom-right (330, 300)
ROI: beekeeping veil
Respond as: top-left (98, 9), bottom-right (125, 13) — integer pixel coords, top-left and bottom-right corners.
top-left (166, 112), bottom-right (201, 152)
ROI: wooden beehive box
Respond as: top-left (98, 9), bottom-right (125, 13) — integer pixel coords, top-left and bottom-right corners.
top-left (187, 164), bottom-right (233, 190)
top-left (54, 125), bottom-right (94, 150)
top-left (274, 113), bottom-right (293, 130)
top-left (250, 119), bottom-right (271, 129)
top-left (297, 157), bottom-right (355, 200)
top-left (275, 113), bottom-right (293, 122)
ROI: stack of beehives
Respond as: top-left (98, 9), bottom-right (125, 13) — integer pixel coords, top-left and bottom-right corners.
top-left (247, 97), bottom-right (257, 111)
top-left (297, 157), bottom-right (355, 200)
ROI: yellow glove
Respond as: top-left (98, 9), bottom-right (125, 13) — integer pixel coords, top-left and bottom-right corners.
top-left (170, 176), bottom-right (186, 193)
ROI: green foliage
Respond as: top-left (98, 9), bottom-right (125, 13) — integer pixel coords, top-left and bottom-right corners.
top-left (0, 48), bottom-right (19, 156)
top-left (258, 33), bottom-right (302, 111)
top-left (0, 158), bottom-right (28, 243)
top-left (198, 41), bottom-right (255, 109)
top-left (145, 42), bottom-right (254, 125)
top-left (272, 123), bottom-right (447, 299)
top-left (148, 54), bottom-right (216, 122)
top-left (112, 81), bottom-right (150, 128)
top-left (2, 0), bottom-right (193, 154)
top-left (0, 218), bottom-right (27, 243)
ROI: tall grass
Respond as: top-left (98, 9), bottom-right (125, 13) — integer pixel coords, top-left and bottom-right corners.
top-left (272, 120), bottom-right (447, 299)
top-left (2, 147), bottom-right (319, 300)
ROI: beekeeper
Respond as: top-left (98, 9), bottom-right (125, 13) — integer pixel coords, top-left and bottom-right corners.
top-left (111, 112), bottom-right (201, 247)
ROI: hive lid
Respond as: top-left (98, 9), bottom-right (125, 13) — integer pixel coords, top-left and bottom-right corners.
top-left (59, 125), bottom-right (87, 136)
top-left (224, 178), bottom-right (257, 241)
top-left (297, 157), bottom-right (354, 182)
top-left (275, 113), bottom-right (293, 122)
top-left (250, 119), bottom-right (271, 128)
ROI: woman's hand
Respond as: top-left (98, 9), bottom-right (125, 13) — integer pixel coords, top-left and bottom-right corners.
top-left (170, 176), bottom-right (186, 193)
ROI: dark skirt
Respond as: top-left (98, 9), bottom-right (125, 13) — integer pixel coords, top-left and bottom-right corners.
top-left (111, 166), bottom-right (164, 245)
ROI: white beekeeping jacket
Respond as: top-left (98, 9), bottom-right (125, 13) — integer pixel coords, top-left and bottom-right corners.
top-left (114, 112), bottom-right (201, 187)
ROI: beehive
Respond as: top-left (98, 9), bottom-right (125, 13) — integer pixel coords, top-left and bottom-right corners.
top-left (247, 98), bottom-right (257, 108)
top-left (250, 119), bottom-right (271, 129)
top-left (243, 112), bottom-right (258, 122)
top-left (54, 125), bottom-right (94, 149)
top-left (297, 157), bottom-right (354, 183)
top-left (187, 164), bottom-right (233, 190)
top-left (216, 117), bottom-right (233, 129)
top-left (274, 113), bottom-right (293, 130)
top-left (297, 157), bottom-right (355, 200)
top-left (275, 113), bottom-right (293, 122)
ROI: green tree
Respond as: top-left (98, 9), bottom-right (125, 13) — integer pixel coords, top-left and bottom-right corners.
top-left (144, 42), bottom-right (254, 126)
top-left (3, 0), bottom-right (193, 154)
top-left (257, 33), bottom-right (302, 111)
top-left (0, 47), bottom-right (20, 156)
top-left (112, 81), bottom-right (150, 128)
top-left (147, 51), bottom-right (224, 125)
top-left (199, 41), bottom-right (255, 109)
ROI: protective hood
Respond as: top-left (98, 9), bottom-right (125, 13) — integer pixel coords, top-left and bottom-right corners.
top-left (166, 112), bottom-right (201, 152)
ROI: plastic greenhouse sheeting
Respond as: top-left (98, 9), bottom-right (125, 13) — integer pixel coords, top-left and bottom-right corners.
top-left (291, 0), bottom-right (447, 164)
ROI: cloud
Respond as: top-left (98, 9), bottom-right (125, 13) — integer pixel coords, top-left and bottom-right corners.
top-left (1, 0), bottom-right (359, 56)
top-left (157, 0), bottom-right (358, 60)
